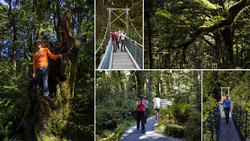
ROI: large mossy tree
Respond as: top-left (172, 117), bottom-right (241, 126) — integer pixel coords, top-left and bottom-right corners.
top-left (0, 0), bottom-right (94, 140)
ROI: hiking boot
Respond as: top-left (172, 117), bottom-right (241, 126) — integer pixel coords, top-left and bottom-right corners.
top-left (137, 128), bottom-right (139, 131)
top-left (142, 130), bottom-right (145, 133)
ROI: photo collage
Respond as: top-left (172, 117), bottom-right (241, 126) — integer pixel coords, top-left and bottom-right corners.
top-left (0, 0), bottom-right (249, 141)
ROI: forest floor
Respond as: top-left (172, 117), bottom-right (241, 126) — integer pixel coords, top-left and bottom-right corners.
top-left (120, 116), bottom-right (182, 141)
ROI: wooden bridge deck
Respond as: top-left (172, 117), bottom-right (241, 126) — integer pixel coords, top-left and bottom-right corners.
top-left (112, 44), bottom-right (136, 69)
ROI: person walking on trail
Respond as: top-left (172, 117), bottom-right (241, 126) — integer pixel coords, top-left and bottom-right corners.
top-left (144, 96), bottom-right (149, 124)
top-left (136, 96), bottom-right (146, 133)
top-left (120, 30), bottom-right (126, 52)
top-left (219, 95), bottom-right (231, 124)
top-left (33, 40), bottom-right (62, 99)
top-left (110, 32), bottom-right (117, 52)
top-left (115, 30), bottom-right (120, 49)
top-left (153, 94), bottom-right (161, 119)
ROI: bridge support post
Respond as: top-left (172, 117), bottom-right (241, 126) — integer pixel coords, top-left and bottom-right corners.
top-left (107, 7), bottom-right (130, 33)
top-left (227, 87), bottom-right (230, 98)
top-left (220, 87), bottom-right (223, 101)
top-left (106, 8), bottom-right (112, 46)
top-left (220, 87), bottom-right (231, 100)
top-left (126, 7), bottom-right (129, 33)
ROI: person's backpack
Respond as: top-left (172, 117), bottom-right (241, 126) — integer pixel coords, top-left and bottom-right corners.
top-left (135, 102), bottom-right (142, 112)
top-left (135, 101), bottom-right (145, 112)
top-left (111, 33), bottom-right (117, 41)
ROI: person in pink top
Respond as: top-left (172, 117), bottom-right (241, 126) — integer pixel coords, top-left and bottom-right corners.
top-left (136, 96), bottom-right (145, 133)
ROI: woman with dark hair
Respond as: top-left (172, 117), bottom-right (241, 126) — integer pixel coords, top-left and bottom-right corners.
top-left (136, 96), bottom-right (146, 133)
top-left (120, 30), bottom-right (126, 52)
top-left (219, 95), bottom-right (231, 124)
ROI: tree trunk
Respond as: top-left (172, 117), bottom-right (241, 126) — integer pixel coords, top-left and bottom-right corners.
top-left (7, 0), bottom-right (17, 71)
top-left (221, 27), bottom-right (234, 68)
top-left (24, 10), bottom-right (81, 140)
top-left (135, 71), bottom-right (142, 96)
top-left (146, 72), bottom-right (153, 101)
top-left (145, 0), bottom-right (153, 69)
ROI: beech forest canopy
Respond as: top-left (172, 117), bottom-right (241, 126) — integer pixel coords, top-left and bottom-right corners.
top-left (0, 0), bottom-right (93, 140)
top-left (145, 0), bottom-right (250, 69)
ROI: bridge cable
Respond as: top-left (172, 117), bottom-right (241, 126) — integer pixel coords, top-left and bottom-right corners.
top-left (128, 13), bottom-right (143, 40)
top-left (95, 15), bottom-right (110, 54)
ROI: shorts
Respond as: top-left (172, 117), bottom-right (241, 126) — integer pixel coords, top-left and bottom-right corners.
top-left (154, 106), bottom-right (160, 110)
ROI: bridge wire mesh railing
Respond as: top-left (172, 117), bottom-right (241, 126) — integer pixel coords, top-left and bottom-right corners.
top-left (203, 106), bottom-right (220, 141)
top-left (124, 37), bottom-right (143, 69)
top-left (232, 104), bottom-right (250, 141)
top-left (97, 39), bottom-right (113, 69)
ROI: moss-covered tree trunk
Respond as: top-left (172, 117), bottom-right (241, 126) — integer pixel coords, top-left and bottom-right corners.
top-left (24, 10), bottom-right (81, 140)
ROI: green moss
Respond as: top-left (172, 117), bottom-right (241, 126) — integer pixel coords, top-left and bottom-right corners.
top-left (97, 120), bottom-right (136, 141)
top-left (193, 0), bottom-right (222, 9)
top-left (156, 122), bottom-right (185, 138)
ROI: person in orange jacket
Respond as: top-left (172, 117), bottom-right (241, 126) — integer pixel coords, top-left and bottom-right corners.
top-left (33, 40), bottom-right (62, 98)
top-left (221, 94), bottom-right (227, 101)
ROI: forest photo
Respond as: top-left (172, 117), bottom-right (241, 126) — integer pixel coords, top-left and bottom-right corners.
top-left (0, 0), bottom-right (94, 140)
top-left (203, 71), bottom-right (250, 141)
top-left (96, 70), bottom-right (201, 141)
top-left (0, 0), bottom-right (249, 141)
top-left (96, 0), bottom-right (143, 69)
top-left (145, 0), bottom-right (250, 69)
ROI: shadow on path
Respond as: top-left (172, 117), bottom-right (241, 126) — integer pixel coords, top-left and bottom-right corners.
top-left (121, 116), bottom-right (182, 141)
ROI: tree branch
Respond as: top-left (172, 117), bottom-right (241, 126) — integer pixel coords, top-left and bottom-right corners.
top-left (167, 0), bottom-right (250, 50)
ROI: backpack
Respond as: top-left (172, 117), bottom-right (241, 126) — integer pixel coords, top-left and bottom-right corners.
top-left (111, 33), bottom-right (117, 41)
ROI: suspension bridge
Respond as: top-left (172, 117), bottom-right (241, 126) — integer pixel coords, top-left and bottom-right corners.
top-left (203, 87), bottom-right (250, 141)
top-left (96, 8), bottom-right (143, 69)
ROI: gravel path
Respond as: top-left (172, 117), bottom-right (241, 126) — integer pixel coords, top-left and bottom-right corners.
top-left (121, 116), bottom-right (182, 141)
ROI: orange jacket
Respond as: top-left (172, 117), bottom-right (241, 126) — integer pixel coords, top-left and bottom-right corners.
top-left (33, 48), bottom-right (58, 74)
top-left (222, 96), bottom-right (227, 101)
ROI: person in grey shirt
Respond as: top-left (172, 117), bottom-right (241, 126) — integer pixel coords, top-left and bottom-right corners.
top-left (120, 30), bottom-right (126, 52)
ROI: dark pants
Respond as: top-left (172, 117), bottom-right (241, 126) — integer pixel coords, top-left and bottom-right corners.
top-left (116, 41), bottom-right (119, 49)
top-left (121, 40), bottom-right (125, 51)
top-left (136, 111), bottom-right (145, 131)
top-left (224, 108), bottom-right (230, 124)
top-left (36, 66), bottom-right (49, 96)
top-left (144, 108), bottom-right (148, 123)
top-left (112, 41), bottom-right (117, 52)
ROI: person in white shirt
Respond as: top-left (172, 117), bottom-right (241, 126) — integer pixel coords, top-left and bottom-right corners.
top-left (153, 94), bottom-right (161, 119)
top-left (120, 30), bottom-right (126, 52)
